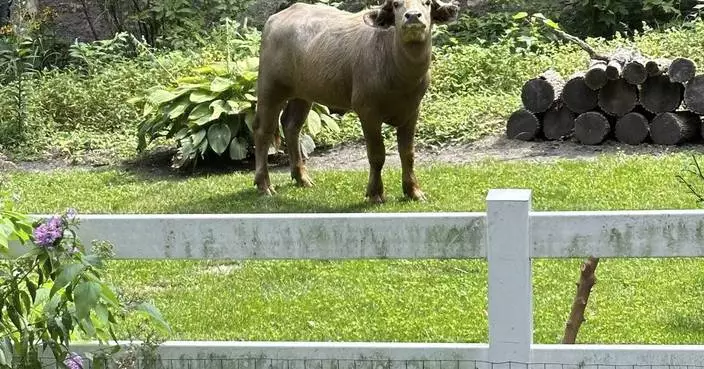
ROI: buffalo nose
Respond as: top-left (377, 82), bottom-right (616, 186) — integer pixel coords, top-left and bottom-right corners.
top-left (404, 10), bottom-right (422, 22)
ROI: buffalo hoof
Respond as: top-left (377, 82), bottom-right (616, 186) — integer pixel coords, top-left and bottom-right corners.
top-left (407, 189), bottom-right (426, 202)
top-left (256, 184), bottom-right (277, 196)
top-left (293, 172), bottom-right (315, 188)
top-left (366, 194), bottom-right (386, 204)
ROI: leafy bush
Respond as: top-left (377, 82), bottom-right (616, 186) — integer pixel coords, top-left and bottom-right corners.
top-left (0, 190), bottom-right (170, 368)
top-left (133, 57), bottom-right (342, 169)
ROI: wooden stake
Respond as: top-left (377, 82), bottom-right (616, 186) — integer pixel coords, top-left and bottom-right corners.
top-left (562, 256), bottom-right (600, 344)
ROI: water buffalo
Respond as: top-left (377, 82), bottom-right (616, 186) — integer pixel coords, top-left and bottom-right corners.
top-left (252, 0), bottom-right (459, 203)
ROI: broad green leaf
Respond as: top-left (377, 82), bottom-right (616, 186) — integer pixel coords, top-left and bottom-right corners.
top-left (306, 110), bottom-right (322, 136)
top-left (94, 303), bottom-right (110, 326)
top-left (244, 109), bottom-right (256, 132)
top-left (168, 97), bottom-right (191, 119)
top-left (50, 263), bottom-right (85, 297)
top-left (210, 77), bottom-right (236, 93)
top-left (135, 302), bottom-right (171, 334)
top-left (513, 11), bottom-right (529, 19)
top-left (191, 129), bottom-right (207, 147)
top-left (244, 93), bottom-right (257, 102)
top-left (190, 89), bottom-right (219, 104)
top-left (300, 134), bottom-right (316, 158)
top-left (100, 284), bottom-right (120, 308)
top-left (188, 102), bottom-right (211, 121)
top-left (207, 123), bottom-right (232, 155)
top-left (74, 281), bottom-right (101, 321)
top-left (320, 114), bottom-right (340, 132)
top-left (147, 89), bottom-right (178, 105)
top-left (193, 114), bottom-right (216, 126)
top-left (227, 99), bottom-right (250, 113)
top-left (229, 137), bottom-right (249, 160)
top-left (210, 100), bottom-right (233, 120)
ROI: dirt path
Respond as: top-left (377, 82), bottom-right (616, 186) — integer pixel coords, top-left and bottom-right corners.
top-left (3, 134), bottom-right (704, 174)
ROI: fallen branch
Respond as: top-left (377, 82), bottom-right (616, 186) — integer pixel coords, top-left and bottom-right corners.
top-left (562, 256), bottom-right (600, 344)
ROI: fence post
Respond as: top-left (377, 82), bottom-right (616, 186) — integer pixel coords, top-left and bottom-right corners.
top-left (486, 189), bottom-right (533, 365)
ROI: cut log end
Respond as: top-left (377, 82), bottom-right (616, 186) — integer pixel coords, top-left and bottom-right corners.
top-left (668, 57), bottom-right (697, 84)
top-left (575, 111), bottom-right (611, 145)
top-left (646, 58), bottom-right (671, 77)
top-left (598, 79), bottom-right (638, 117)
top-left (623, 60), bottom-right (647, 85)
top-left (615, 112), bottom-right (649, 145)
top-left (520, 70), bottom-right (564, 114)
top-left (684, 75), bottom-right (704, 114)
top-left (562, 75), bottom-right (599, 114)
top-left (506, 108), bottom-right (541, 141)
top-left (585, 60), bottom-right (608, 90)
top-left (640, 75), bottom-right (684, 114)
top-left (543, 104), bottom-right (576, 140)
top-left (650, 111), bottom-right (701, 145)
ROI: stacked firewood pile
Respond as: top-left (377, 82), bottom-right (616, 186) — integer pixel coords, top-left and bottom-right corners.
top-left (506, 48), bottom-right (704, 146)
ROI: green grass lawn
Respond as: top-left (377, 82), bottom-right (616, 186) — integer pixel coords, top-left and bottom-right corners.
top-left (5, 153), bottom-right (704, 344)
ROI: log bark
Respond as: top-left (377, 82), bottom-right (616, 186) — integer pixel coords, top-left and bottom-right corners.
top-left (684, 75), bottom-right (704, 114)
top-left (561, 257), bottom-right (600, 344)
top-left (668, 57), bottom-right (697, 84)
top-left (574, 111), bottom-right (611, 145)
top-left (598, 79), bottom-right (638, 117)
top-left (562, 73), bottom-right (599, 114)
top-left (605, 48), bottom-right (637, 80)
top-left (506, 108), bottom-right (541, 141)
top-left (584, 60), bottom-right (608, 90)
top-left (650, 111), bottom-right (701, 145)
top-left (646, 58), bottom-right (671, 77)
top-left (521, 69), bottom-right (565, 113)
top-left (615, 111), bottom-right (650, 145)
top-left (542, 103), bottom-right (576, 140)
top-left (622, 57), bottom-right (648, 85)
top-left (640, 74), bottom-right (684, 114)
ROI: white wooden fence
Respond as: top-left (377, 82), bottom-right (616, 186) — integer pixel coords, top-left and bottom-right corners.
top-left (29, 189), bottom-right (704, 368)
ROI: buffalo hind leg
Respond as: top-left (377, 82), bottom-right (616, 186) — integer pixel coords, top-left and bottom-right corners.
top-left (397, 118), bottom-right (425, 201)
top-left (253, 98), bottom-right (286, 196)
top-left (281, 99), bottom-right (314, 187)
top-left (361, 120), bottom-right (386, 204)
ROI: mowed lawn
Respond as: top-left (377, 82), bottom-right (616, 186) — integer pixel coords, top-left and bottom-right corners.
top-left (5, 152), bottom-right (704, 344)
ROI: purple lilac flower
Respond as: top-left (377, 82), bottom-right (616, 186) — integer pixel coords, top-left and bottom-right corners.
top-left (63, 352), bottom-right (83, 369)
top-left (32, 215), bottom-right (64, 248)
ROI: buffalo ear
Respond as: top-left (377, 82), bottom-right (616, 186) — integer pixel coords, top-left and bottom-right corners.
top-left (363, 0), bottom-right (395, 28)
top-left (431, 0), bottom-right (459, 25)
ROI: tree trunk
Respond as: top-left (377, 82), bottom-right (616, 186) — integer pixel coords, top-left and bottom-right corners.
top-left (506, 108), bottom-right (541, 141)
top-left (562, 73), bottom-right (599, 114)
top-left (598, 78), bottom-right (638, 117)
top-left (640, 74), bottom-right (684, 114)
top-left (622, 57), bottom-right (648, 85)
top-left (574, 111), bottom-right (611, 145)
top-left (0, 0), bottom-right (9, 26)
top-left (650, 111), bottom-right (701, 145)
top-left (584, 60), bottom-right (608, 90)
top-left (542, 103), bottom-right (576, 140)
top-left (668, 57), bottom-right (697, 84)
top-left (684, 75), bottom-right (704, 114)
top-left (562, 257), bottom-right (600, 344)
top-left (521, 69), bottom-right (565, 113)
top-left (615, 111), bottom-right (650, 145)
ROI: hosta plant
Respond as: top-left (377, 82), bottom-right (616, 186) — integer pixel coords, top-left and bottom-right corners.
top-left (0, 189), bottom-right (171, 369)
top-left (132, 56), bottom-right (343, 169)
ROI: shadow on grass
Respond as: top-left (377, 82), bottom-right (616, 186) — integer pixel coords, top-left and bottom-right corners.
top-left (164, 181), bottom-right (377, 213)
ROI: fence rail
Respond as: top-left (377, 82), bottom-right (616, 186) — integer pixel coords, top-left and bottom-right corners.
top-left (15, 189), bottom-right (704, 367)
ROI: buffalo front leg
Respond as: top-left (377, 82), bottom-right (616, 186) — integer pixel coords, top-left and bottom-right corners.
top-left (361, 120), bottom-right (386, 204)
top-left (253, 100), bottom-right (284, 196)
top-left (397, 120), bottom-right (425, 201)
top-left (281, 99), bottom-right (314, 187)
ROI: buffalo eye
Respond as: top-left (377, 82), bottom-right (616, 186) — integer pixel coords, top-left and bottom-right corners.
top-left (424, 0), bottom-right (430, 5)
top-left (393, 0), bottom-right (400, 7)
